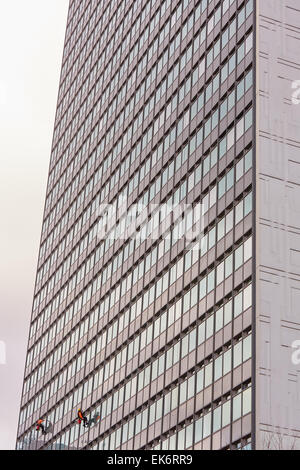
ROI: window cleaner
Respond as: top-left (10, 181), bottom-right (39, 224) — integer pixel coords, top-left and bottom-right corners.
top-left (77, 408), bottom-right (89, 427)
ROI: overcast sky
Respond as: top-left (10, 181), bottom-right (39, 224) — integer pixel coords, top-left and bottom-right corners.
top-left (0, 0), bottom-right (69, 450)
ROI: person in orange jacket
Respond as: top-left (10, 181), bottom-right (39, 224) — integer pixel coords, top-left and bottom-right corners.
top-left (36, 418), bottom-right (46, 435)
top-left (77, 408), bottom-right (88, 427)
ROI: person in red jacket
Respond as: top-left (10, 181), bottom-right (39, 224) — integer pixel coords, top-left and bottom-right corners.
top-left (77, 408), bottom-right (88, 427)
top-left (36, 418), bottom-right (46, 435)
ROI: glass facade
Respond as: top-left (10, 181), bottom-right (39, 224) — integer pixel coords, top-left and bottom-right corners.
top-left (17, 0), bottom-right (254, 450)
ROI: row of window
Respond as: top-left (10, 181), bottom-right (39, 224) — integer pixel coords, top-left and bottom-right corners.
top-left (41, 53), bottom-right (253, 293)
top-left (51, 353), bottom-right (252, 449)
top-left (25, 261), bottom-right (252, 404)
top-left (53, 0), bottom-right (188, 171)
top-left (36, 73), bottom-right (253, 322)
top-left (26, 175), bottom-right (252, 398)
top-left (44, 5), bottom-right (253, 264)
top-left (47, 0), bottom-right (252, 222)
top-left (95, 385), bottom-right (252, 450)
top-left (61, 0), bottom-right (162, 114)
top-left (54, 0), bottom-right (217, 167)
top-left (29, 141), bottom-right (253, 367)
top-left (21, 323), bottom-right (252, 448)
top-left (56, 0), bottom-right (168, 165)
top-left (31, 161), bottom-right (252, 360)
top-left (22, 232), bottom-right (252, 428)
top-left (30, 185), bottom-right (252, 383)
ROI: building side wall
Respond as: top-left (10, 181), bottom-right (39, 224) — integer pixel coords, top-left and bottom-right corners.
top-left (256, 0), bottom-right (300, 450)
top-left (17, 0), bottom-right (255, 450)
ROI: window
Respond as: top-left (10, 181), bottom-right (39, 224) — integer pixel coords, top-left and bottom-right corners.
top-left (214, 356), bottom-right (222, 381)
top-left (185, 423), bottom-right (193, 448)
top-left (244, 284), bottom-right (252, 310)
top-left (244, 237), bottom-right (252, 261)
top-left (234, 292), bottom-right (243, 318)
top-left (235, 245), bottom-right (243, 270)
top-left (207, 270), bottom-right (215, 293)
top-left (215, 306), bottom-right (224, 332)
top-left (223, 349), bottom-right (232, 375)
top-left (195, 418), bottom-right (203, 443)
top-left (243, 335), bottom-right (252, 362)
top-left (233, 393), bottom-right (242, 421)
top-left (222, 400), bottom-right (231, 427)
top-left (225, 254), bottom-right (233, 278)
top-left (234, 341), bottom-right (242, 368)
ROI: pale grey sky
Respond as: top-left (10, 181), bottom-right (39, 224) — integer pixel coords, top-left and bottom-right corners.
top-left (0, 0), bottom-right (69, 450)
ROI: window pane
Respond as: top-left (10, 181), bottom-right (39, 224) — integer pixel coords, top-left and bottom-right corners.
top-left (213, 406), bottom-right (222, 432)
top-left (243, 387), bottom-right (252, 415)
top-left (233, 393), bottom-right (242, 421)
top-left (203, 412), bottom-right (211, 438)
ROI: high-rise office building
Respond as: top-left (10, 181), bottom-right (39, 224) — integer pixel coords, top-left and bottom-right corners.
top-left (16, 0), bottom-right (300, 451)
